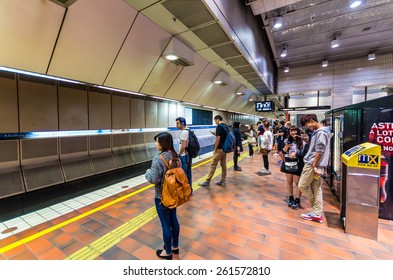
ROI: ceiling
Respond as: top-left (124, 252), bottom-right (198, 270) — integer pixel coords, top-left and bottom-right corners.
top-left (247, 0), bottom-right (393, 69)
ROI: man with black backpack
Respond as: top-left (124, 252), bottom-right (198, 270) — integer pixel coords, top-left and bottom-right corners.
top-left (199, 115), bottom-right (228, 187)
top-left (176, 117), bottom-right (193, 194)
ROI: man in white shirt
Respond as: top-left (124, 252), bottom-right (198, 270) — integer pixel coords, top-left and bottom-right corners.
top-left (176, 117), bottom-right (192, 194)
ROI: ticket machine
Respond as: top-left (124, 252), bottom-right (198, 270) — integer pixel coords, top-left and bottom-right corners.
top-left (341, 142), bottom-right (381, 240)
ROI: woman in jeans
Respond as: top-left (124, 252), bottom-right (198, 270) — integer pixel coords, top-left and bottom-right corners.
top-left (280, 125), bottom-right (309, 210)
top-left (145, 132), bottom-right (179, 260)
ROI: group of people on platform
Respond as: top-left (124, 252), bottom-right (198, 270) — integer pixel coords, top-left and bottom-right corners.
top-left (144, 113), bottom-right (332, 260)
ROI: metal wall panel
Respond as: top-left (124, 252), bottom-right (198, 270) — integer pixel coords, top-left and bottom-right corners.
top-left (0, 72), bottom-right (18, 132)
top-left (89, 135), bottom-right (116, 174)
top-left (89, 90), bottom-right (111, 129)
top-left (21, 138), bottom-right (64, 191)
top-left (58, 83), bottom-right (88, 130)
top-left (130, 133), bottom-right (147, 164)
top-left (157, 101), bottom-right (169, 128)
top-left (18, 76), bottom-right (58, 132)
top-left (130, 97), bottom-right (145, 128)
top-left (168, 102), bottom-right (178, 126)
top-left (60, 136), bottom-right (93, 181)
top-left (112, 94), bottom-right (130, 129)
top-left (112, 133), bottom-right (133, 168)
top-left (0, 140), bottom-right (25, 198)
top-left (145, 99), bottom-right (158, 128)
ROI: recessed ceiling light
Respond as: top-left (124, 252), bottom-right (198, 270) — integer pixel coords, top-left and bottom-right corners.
top-left (280, 48), bottom-right (287, 57)
top-left (331, 38), bottom-right (339, 48)
top-left (350, 1), bottom-right (362, 8)
top-left (284, 66), bottom-right (289, 73)
top-left (274, 16), bottom-right (283, 29)
top-left (368, 52), bottom-right (376, 61)
top-left (322, 60), bottom-right (328, 67)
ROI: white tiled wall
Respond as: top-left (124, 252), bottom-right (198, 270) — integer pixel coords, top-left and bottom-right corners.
top-left (278, 53), bottom-right (393, 109)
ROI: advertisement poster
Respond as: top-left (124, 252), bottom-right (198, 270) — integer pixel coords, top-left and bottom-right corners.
top-left (368, 109), bottom-right (393, 220)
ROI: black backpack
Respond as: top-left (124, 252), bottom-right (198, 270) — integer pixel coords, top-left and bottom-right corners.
top-left (186, 129), bottom-right (200, 158)
top-left (220, 124), bottom-right (235, 153)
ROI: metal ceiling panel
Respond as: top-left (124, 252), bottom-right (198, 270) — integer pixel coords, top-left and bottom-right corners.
top-left (225, 56), bottom-right (249, 68)
top-left (48, 0), bottom-right (137, 84)
top-left (162, 0), bottom-right (215, 28)
top-left (195, 81), bottom-right (226, 105)
top-left (164, 53), bottom-right (209, 101)
top-left (104, 14), bottom-right (171, 92)
top-left (211, 43), bottom-right (243, 59)
top-left (234, 65), bottom-right (256, 74)
top-left (140, 58), bottom-right (182, 97)
top-left (123, 0), bottom-right (158, 11)
top-left (181, 63), bottom-right (218, 103)
top-left (0, 0), bottom-right (64, 73)
top-left (257, 0), bottom-right (393, 68)
top-left (205, 82), bottom-right (239, 108)
top-left (193, 23), bottom-right (232, 47)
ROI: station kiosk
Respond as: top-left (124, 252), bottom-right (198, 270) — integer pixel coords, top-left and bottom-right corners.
top-left (341, 142), bottom-right (381, 240)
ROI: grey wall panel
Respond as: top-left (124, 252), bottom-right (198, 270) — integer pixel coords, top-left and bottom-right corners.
top-left (21, 138), bottom-right (64, 191)
top-left (145, 99), bottom-right (157, 128)
top-left (21, 138), bottom-right (58, 159)
top-left (113, 149), bottom-right (134, 168)
top-left (0, 139), bottom-right (25, 198)
top-left (112, 95), bottom-right (130, 129)
top-left (168, 102), bottom-right (178, 126)
top-left (60, 137), bottom-right (88, 155)
top-left (157, 101), bottom-right (169, 128)
top-left (112, 133), bottom-right (133, 168)
top-left (130, 97), bottom-right (145, 128)
top-left (89, 135), bottom-right (116, 174)
top-left (18, 75), bottom-right (58, 132)
top-left (0, 72), bottom-right (18, 132)
top-left (61, 156), bottom-right (94, 181)
top-left (60, 136), bottom-right (93, 181)
top-left (22, 160), bottom-right (64, 191)
top-left (145, 132), bottom-right (157, 144)
top-left (89, 90), bottom-right (111, 129)
top-left (58, 83), bottom-right (88, 130)
top-left (0, 167), bottom-right (25, 199)
top-left (130, 132), bottom-right (144, 145)
top-left (131, 143), bottom-right (148, 164)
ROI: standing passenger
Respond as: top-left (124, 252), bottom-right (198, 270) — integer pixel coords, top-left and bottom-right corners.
top-left (259, 122), bottom-right (273, 174)
top-left (298, 114), bottom-right (332, 222)
top-left (233, 121), bottom-right (243, 171)
top-left (145, 132), bottom-right (180, 260)
top-left (281, 125), bottom-right (309, 210)
top-left (175, 117), bottom-right (192, 194)
top-left (198, 115), bottom-right (228, 187)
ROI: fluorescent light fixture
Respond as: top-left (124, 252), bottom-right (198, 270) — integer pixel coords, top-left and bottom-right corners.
top-left (284, 66), bottom-right (289, 73)
top-left (368, 52), bottom-right (376, 61)
top-left (322, 59), bottom-right (328, 67)
top-left (273, 16), bottom-right (283, 29)
top-left (331, 37), bottom-right (339, 48)
top-left (162, 37), bottom-right (194, 66)
top-left (0, 66), bottom-right (83, 84)
top-left (96, 86), bottom-right (146, 97)
top-left (235, 85), bottom-right (246, 95)
top-left (213, 71), bottom-right (229, 85)
top-left (350, 1), bottom-right (362, 8)
top-left (280, 48), bottom-right (287, 57)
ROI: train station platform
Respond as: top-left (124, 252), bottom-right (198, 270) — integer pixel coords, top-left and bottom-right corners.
top-left (1, 148), bottom-right (393, 260)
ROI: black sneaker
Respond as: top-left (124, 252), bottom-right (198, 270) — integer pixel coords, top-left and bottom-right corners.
top-left (287, 196), bottom-right (294, 207)
top-left (234, 166), bottom-right (242, 171)
top-left (292, 199), bottom-right (300, 210)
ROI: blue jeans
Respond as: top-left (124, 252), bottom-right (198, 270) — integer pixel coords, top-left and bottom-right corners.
top-left (180, 154), bottom-right (192, 192)
top-left (155, 198), bottom-right (180, 254)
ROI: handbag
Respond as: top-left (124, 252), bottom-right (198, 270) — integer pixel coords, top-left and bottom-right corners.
top-left (283, 155), bottom-right (299, 173)
top-left (260, 148), bottom-right (269, 155)
top-left (249, 137), bottom-right (257, 146)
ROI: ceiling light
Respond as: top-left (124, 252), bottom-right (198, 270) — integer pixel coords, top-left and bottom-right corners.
top-left (350, 1), bottom-right (362, 8)
top-left (322, 59), bottom-right (328, 67)
top-left (248, 94), bottom-right (256, 102)
top-left (280, 48), bottom-right (287, 57)
top-left (331, 37), bottom-right (339, 48)
top-left (273, 16), bottom-right (283, 29)
top-left (235, 85), bottom-right (246, 95)
top-left (368, 52), bottom-right (376, 61)
top-left (162, 37), bottom-right (194, 67)
top-left (284, 66), bottom-right (289, 73)
top-left (213, 71), bottom-right (229, 86)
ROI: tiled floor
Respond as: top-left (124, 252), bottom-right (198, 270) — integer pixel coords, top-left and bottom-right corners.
top-left (1, 148), bottom-right (393, 260)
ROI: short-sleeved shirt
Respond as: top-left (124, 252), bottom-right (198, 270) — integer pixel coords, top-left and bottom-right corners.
top-left (179, 129), bottom-right (189, 156)
top-left (216, 123), bottom-right (227, 149)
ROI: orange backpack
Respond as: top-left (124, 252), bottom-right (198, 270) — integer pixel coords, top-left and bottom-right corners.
top-left (159, 155), bottom-right (192, 209)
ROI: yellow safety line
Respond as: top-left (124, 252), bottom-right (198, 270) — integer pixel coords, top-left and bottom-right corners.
top-left (0, 149), bottom-right (248, 256)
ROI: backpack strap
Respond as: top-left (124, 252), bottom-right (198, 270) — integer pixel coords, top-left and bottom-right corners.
top-left (159, 154), bottom-right (180, 169)
top-left (159, 154), bottom-right (170, 169)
